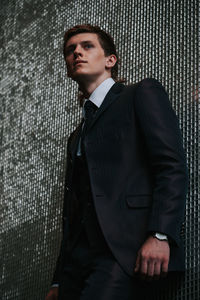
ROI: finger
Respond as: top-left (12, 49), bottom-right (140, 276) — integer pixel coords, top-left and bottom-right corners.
top-left (140, 256), bottom-right (148, 279)
top-left (147, 260), bottom-right (155, 278)
top-left (134, 252), bottom-right (141, 272)
top-left (161, 258), bottom-right (169, 277)
top-left (152, 261), bottom-right (161, 280)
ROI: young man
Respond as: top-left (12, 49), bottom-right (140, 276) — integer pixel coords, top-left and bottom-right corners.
top-left (45, 24), bottom-right (188, 300)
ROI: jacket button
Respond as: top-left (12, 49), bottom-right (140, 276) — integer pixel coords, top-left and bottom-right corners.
top-left (66, 186), bottom-right (69, 191)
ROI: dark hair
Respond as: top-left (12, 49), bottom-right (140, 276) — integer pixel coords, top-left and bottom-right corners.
top-left (63, 24), bottom-right (126, 105)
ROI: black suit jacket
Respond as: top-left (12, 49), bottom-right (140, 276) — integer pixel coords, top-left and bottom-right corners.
top-left (52, 78), bottom-right (188, 284)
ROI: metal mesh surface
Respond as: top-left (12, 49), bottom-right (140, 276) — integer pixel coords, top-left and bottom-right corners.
top-left (0, 0), bottom-right (199, 299)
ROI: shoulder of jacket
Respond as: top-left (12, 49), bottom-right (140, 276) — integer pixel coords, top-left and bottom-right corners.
top-left (68, 130), bottom-right (76, 140)
top-left (68, 120), bottom-right (83, 141)
top-left (137, 78), bottom-right (164, 89)
top-left (125, 78), bottom-right (164, 89)
top-left (68, 128), bottom-right (78, 142)
top-left (124, 78), bottom-right (167, 99)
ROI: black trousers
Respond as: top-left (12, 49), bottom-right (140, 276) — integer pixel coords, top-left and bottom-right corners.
top-left (58, 230), bottom-right (181, 300)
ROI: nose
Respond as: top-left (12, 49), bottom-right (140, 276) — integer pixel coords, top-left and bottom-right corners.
top-left (73, 44), bottom-right (83, 58)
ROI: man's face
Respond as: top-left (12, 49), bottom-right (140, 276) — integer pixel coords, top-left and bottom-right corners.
top-left (64, 33), bottom-right (114, 82)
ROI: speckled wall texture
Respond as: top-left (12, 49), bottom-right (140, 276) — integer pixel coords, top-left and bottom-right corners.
top-left (0, 0), bottom-right (199, 299)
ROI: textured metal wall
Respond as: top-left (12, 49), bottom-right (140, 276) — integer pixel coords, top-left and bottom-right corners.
top-left (0, 0), bottom-right (199, 299)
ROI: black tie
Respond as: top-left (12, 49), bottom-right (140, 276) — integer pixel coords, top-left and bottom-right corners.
top-left (81, 100), bottom-right (97, 153)
top-left (82, 100), bottom-right (97, 135)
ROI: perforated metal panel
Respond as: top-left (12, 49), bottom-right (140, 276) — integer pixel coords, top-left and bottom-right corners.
top-left (0, 0), bottom-right (199, 299)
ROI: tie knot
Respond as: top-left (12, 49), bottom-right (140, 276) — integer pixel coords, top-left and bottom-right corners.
top-left (84, 100), bottom-right (97, 120)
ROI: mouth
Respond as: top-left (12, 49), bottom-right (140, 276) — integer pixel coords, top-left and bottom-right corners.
top-left (74, 60), bottom-right (87, 66)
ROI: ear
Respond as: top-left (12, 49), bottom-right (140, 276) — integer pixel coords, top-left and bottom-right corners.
top-left (105, 54), bottom-right (117, 69)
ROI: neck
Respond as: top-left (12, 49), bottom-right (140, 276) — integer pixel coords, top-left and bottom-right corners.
top-left (77, 74), bottom-right (112, 98)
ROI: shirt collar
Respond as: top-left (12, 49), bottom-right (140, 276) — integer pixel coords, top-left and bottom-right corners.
top-left (89, 77), bottom-right (115, 107)
top-left (83, 78), bottom-right (115, 116)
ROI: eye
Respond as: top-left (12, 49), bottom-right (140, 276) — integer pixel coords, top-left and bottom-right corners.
top-left (84, 43), bottom-right (93, 49)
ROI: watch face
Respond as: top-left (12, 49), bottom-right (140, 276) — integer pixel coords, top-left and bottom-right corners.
top-left (154, 233), bottom-right (168, 241)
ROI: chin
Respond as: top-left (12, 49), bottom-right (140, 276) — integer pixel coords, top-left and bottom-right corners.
top-left (72, 72), bottom-right (94, 81)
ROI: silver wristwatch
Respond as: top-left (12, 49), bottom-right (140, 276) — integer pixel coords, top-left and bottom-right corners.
top-left (153, 232), bottom-right (168, 241)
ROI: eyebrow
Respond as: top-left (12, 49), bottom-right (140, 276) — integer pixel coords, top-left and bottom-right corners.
top-left (65, 40), bottom-right (94, 50)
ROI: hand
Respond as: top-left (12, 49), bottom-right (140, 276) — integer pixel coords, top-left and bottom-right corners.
top-left (134, 236), bottom-right (170, 280)
top-left (45, 287), bottom-right (59, 300)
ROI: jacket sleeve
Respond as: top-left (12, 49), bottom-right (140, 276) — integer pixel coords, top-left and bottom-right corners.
top-left (51, 132), bottom-right (74, 286)
top-left (133, 78), bottom-right (188, 246)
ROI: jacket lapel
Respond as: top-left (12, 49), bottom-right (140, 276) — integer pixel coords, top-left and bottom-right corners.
top-left (87, 82), bottom-right (125, 132)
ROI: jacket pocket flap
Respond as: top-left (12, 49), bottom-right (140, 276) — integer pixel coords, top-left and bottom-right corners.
top-left (126, 195), bottom-right (152, 208)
